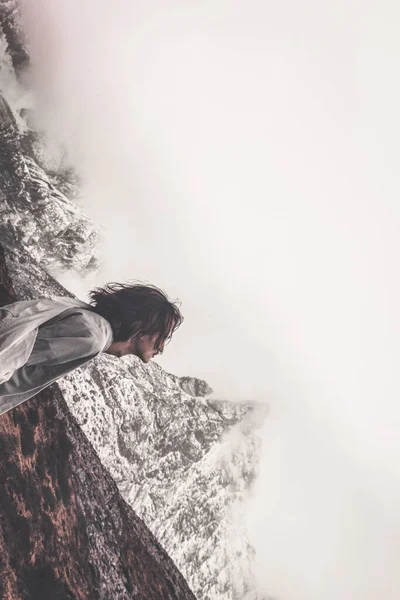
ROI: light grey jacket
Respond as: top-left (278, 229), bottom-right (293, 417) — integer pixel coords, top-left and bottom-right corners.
top-left (0, 297), bottom-right (113, 415)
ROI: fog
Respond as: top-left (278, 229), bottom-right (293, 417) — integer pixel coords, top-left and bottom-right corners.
top-left (22, 1), bottom-right (400, 598)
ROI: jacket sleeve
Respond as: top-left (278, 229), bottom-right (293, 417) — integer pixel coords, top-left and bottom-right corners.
top-left (26, 309), bottom-right (112, 366)
top-left (0, 308), bottom-right (38, 385)
top-left (0, 309), bottom-right (112, 416)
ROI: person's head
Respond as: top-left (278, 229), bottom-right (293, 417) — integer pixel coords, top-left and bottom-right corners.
top-left (89, 282), bottom-right (183, 362)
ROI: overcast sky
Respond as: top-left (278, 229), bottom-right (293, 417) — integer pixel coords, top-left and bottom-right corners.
top-left (22, 1), bottom-right (400, 598)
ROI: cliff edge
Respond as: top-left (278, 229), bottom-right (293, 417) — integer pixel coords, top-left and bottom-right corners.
top-left (0, 244), bottom-right (196, 600)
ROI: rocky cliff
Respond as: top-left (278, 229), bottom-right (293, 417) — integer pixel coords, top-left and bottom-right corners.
top-left (1, 240), bottom-right (266, 600)
top-left (0, 244), bottom-right (197, 600)
top-left (0, 2), bottom-right (268, 598)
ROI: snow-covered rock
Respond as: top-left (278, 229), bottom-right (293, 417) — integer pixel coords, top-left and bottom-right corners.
top-left (0, 8), bottom-right (100, 274)
top-left (58, 358), bottom-right (267, 600)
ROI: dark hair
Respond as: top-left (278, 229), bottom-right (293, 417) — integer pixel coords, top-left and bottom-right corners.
top-left (88, 282), bottom-right (183, 350)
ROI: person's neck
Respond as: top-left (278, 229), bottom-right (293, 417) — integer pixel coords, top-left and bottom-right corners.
top-left (104, 340), bottom-right (131, 357)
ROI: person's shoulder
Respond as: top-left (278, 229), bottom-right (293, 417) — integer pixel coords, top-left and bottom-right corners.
top-left (76, 309), bottom-right (113, 353)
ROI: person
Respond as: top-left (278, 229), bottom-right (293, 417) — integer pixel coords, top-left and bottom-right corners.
top-left (0, 282), bottom-right (183, 416)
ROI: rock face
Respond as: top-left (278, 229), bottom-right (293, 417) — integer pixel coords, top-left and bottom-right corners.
top-left (0, 3), bottom-right (100, 274)
top-left (59, 358), bottom-right (265, 600)
top-left (168, 374), bottom-right (214, 398)
top-left (2, 237), bottom-right (267, 600)
top-left (0, 89), bottom-right (100, 273)
top-left (0, 245), bottom-right (197, 600)
top-left (0, 4), bottom-right (268, 599)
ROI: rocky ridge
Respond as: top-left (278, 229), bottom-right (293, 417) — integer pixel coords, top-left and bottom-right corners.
top-left (4, 238), bottom-right (268, 600)
top-left (0, 3), bottom-right (269, 598)
top-left (59, 360), bottom-right (266, 600)
top-left (0, 5), bottom-right (100, 274)
top-left (0, 243), bottom-right (197, 600)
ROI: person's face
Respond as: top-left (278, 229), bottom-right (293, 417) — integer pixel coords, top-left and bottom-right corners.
top-left (128, 333), bottom-right (167, 363)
